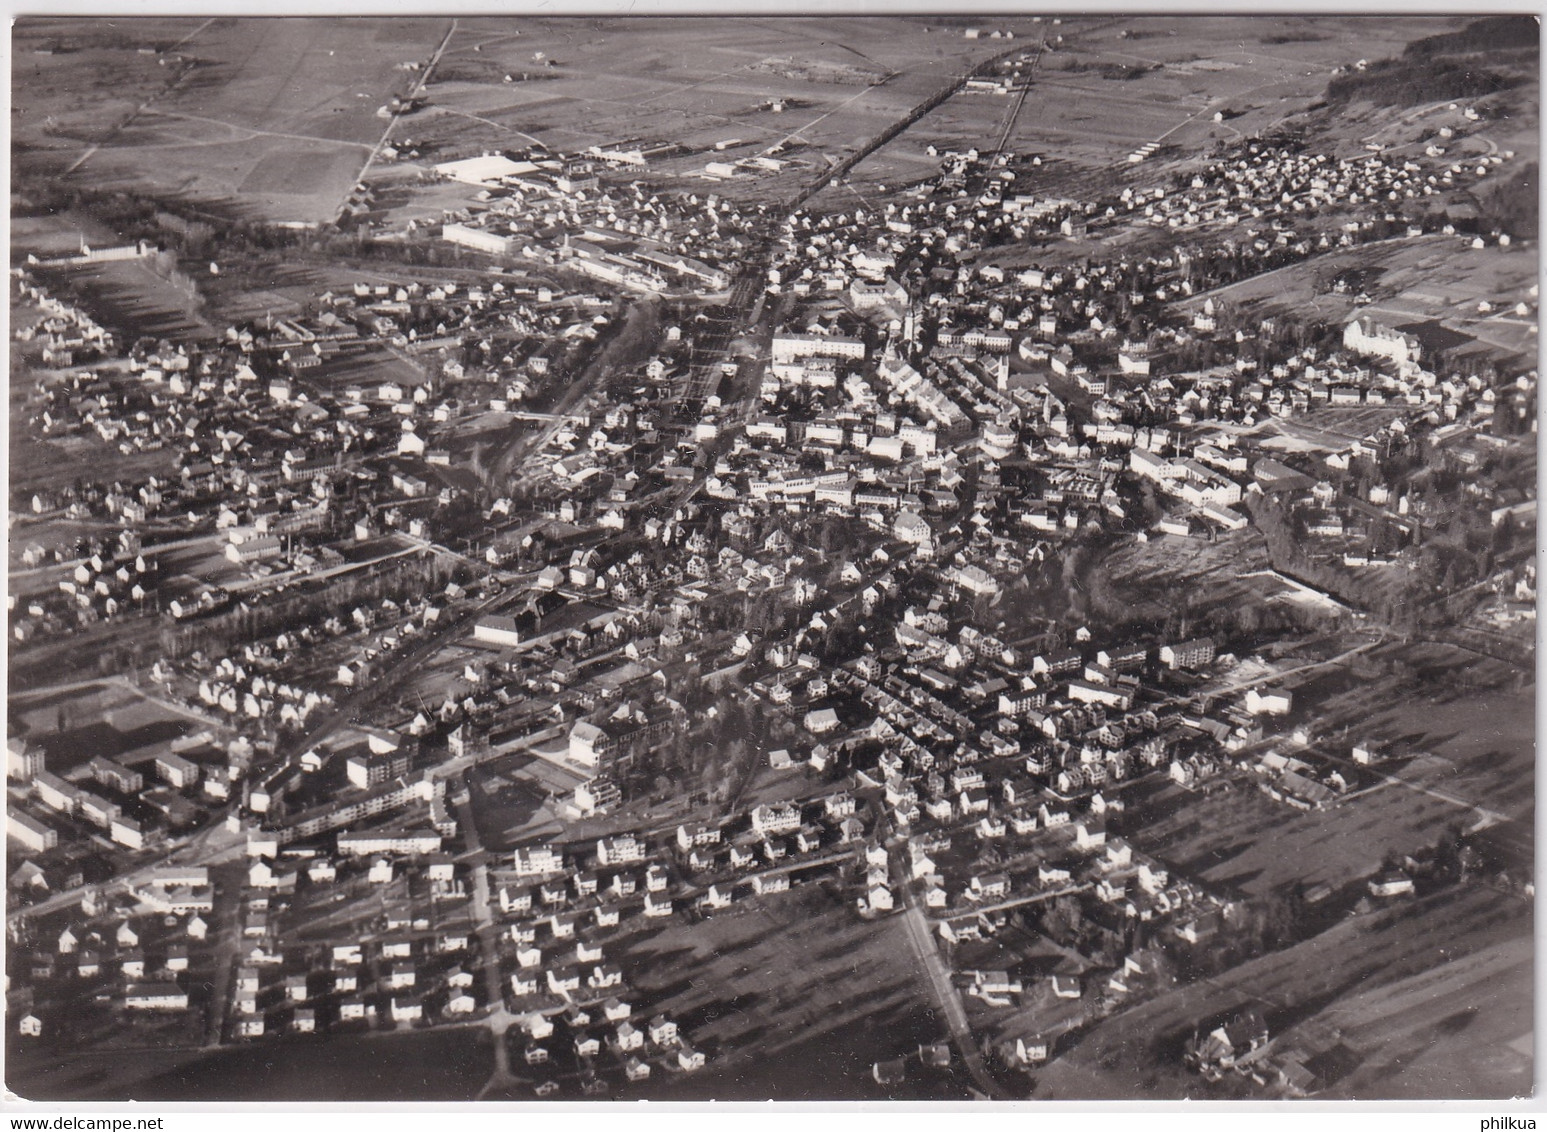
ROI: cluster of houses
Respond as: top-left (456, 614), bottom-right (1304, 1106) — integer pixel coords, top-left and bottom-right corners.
top-left (6, 56), bottom-right (1534, 1096)
top-left (515, 1004), bottom-right (699, 1089)
top-left (9, 873), bottom-right (217, 1038)
top-left (1111, 132), bottom-right (1511, 242)
top-left (11, 269), bottom-right (117, 368)
top-left (490, 788), bottom-right (877, 1008)
top-left (228, 846), bottom-right (475, 1039)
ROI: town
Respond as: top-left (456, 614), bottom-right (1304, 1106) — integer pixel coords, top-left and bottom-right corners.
top-left (6, 12), bottom-right (1536, 1103)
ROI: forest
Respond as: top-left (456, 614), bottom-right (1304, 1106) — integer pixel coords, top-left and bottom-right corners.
top-left (1325, 58), bottom-right (1523, 109)
top-left (1325, 14), bottom-right (1537, 109)
top-left (1478, 161), bottom-right (1539, 242)
top-left (1401, 15), bottom-right (1540, 60)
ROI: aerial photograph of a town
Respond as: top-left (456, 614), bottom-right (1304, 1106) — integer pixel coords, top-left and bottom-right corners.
top-left (3, 10), bottom-right (1537, 1105)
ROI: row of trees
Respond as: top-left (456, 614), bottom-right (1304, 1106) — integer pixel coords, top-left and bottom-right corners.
top-left (156, 551), bottom-right (461, 661)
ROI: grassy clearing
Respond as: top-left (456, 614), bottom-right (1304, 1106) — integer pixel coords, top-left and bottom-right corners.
top-left (613, 880), bottom-right (968, 1099)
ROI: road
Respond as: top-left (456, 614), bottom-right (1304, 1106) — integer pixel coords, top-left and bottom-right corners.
top-left (1162, 634), bottom-right (1385, 709)
top-left (455, 781), bottom-right (528, 1100)
top-left (201, 875), bottom-right (242, 1047)
top-left (491, 295), bottom-right (661, 492)
top-left (223, 542), bottom-right (424, 594)
top-left (275, 582), bottom-right (513, 760)
top-left (991, 31), bottom-right (1048, 156)
top-left (770, 81), bottom-right (884, 153)
top-left (424, 104), bottom-right (546, 149)
top-left (782, 40), bottom-right (1028, 215)
top-left (9, 528), bottom-right (227, 588)
top-left (1175, 233), bottom-right (1448, 308)
top-left (1308, 742), bottom-right (1514, 832)
top-left (60, 32), bottom-right (213, 177)
top-left (10, 669), bottom-right (226, 738)
top-left (1131, 58), bottom-right (1337, 160)
top-left (342, 17), bottom-right (459, 222)
top-left (897, 875), bottom-right (1006, 1100)
top-left (148, 109), bottom-right (377, 153)
top-left (937, 882), bottom-right (1094, 924)
top-left (1182, 628), bottom-right (1518, 829)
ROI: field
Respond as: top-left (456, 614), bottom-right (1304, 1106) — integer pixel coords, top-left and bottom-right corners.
top-left (14, 16), bottom-right (1029, 225)
top-left (841, 15), bottom-right (1464, 209)
top-left (364, 16), bottom-right (1023, 220)
top-left (14, 17), bottom-right (451, 224)
top-left (612, 881), bottom-right (968, 1100)
top-left (1126, 776), bottom-right (1460, 900)
top-left (465, 751), bottom-right (570, 851)
top-left (1031, 882), bottom-right (1530, 1099)
top-left (306, 342), bottom-right (431, 391)
top-left (1306, 931), bottom-right (1533, 1099)
top-left (1247, 406), bottom-right (1414, 455)
top-left (1088, 527), bottom-right (1276, 628)
top-left (1291, 641), bottom-right (1534, 825)
top-left (192, 258), bottom-right (550, 325)
top-left (32, 258), bottom-right (216, 343)
top-left (437, 17), bottom-right (1003, 144)
top-left (11, 213), bottom-right (124, 259)
top-left (1123, 632), bottom-right (1533, 900)
top-left (19, 1026), bottom-right (497, 1102)
top-left (7, 428), bottom-right (179, 511)
top-left (10, 680), bottom-right (203, 775)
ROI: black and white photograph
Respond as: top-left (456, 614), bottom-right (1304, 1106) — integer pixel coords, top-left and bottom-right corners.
top-left (3, 8), bottom-right (1538, 1106)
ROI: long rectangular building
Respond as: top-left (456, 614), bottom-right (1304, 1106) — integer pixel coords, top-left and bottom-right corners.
top-left (770, 334), bottom-right (865, 365)
top-left (86, 755), bottom-right (142, 794)
top-left (33, 771), bottom-right (81, 815)
top-left (336, 829), bottom-right (444, 856)
top-left (154, 752), bottom-right (201, 789)
top-left (443, 223), bottom-right (512, 257)
top-left (273, 775), bottom-right (438, 845)
top-left (8, 810), bottom-right (57, 853)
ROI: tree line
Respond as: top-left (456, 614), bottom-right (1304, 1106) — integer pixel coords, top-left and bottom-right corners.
top-left (1326, 57), bottom-right (1524, 109)
top-left (156, 551), bottom-right (460, 661)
